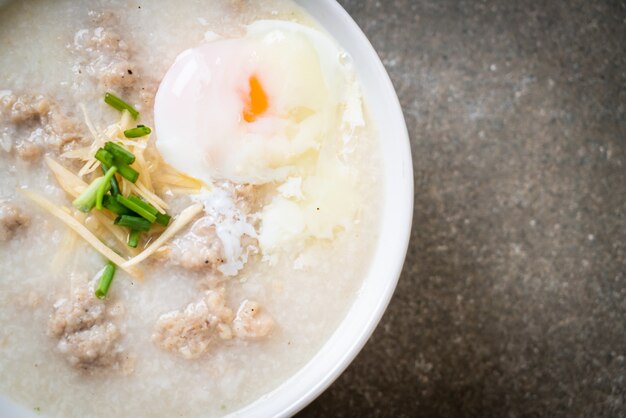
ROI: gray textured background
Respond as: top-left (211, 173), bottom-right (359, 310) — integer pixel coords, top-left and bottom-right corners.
top-left (299, 0), bottom-right (625, 416)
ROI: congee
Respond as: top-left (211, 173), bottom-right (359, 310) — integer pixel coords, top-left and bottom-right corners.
top-left (0, 0), bottom-right (382, 417)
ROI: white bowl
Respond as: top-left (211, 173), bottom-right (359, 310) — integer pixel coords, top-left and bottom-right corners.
top-left (0, 0), bottom-right (412, 416)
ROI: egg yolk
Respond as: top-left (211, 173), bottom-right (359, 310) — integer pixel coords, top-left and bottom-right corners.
top-left (243, 75), bottom-right (269, 123)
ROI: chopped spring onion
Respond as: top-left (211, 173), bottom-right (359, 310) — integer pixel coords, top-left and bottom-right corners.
top-left (95, 262), bottom-right (116, 299)
top-left (155, 212), bottom-right (171, 226)
top-left (117, 163), bottom-right (139, 183)
top-left (94, 148), bottom-right (114, 167)
top-left (104, 141), bottom-right (136, 165)
top-left (95, 166), bottom-right (117, 210)
top-left (116, 195), bottom-right (157, 223)
top-left (121, 194), bottom-right (170, 226)
top-left (124, 125), bottom-right (151, 138)
top-left (128, 195), bottom-right (158, 215)
top-left (104, 92), bottom-right (138, 120)
top-left (73, 175), bottom-right (109, 213)
top-left (102, 194), bottom-right (133, 215)
top-left (128, 230), bottom-right (140, 248)
top-left (101, 164), bottom-right (120, 196)
top-left (114, 214), bottom-right (153, 232)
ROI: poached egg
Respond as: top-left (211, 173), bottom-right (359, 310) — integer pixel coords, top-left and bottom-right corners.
top-left (154, 20), bottom-right (362, 185)
top-left (154, 20), bottom-right (366, 261)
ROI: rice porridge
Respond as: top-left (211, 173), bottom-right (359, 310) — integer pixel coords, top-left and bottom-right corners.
top-left (0, 1), bottom-right (382, 417)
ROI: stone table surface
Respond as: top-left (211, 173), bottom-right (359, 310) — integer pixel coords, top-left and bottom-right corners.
top-left (299, 0), bottom-right (625, 417)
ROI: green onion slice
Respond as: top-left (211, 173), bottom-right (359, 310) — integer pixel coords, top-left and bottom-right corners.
top-left (95, 148), bottom-right (114, 167)
top-left (101, 164), bottom-right (120, 197)
top-left (95, 166), bottom-right (117, 210)
top-left (128, 230), bottom-right (140, 248)
top-left (128, 195), bottom-right (158, 215)
top-left (116, 163), bottom-right (139, 183)
top-left (102, 194), bottom-right (133, 215)
top-left (95, 261), bottom-right (116, 299)
top-left (116, 195), bottom-right (157, 223)
top-left (114, 214), bottom-right (153, 231)
top-left (124, 125), bottom-right (151, 138)
top-left (73, 176), bottom-right (107, 213)
top-left (155, 212), bottom-right (171, 226)
top-left (126, 196), bottom-right (170, 226)
top-left (104, 92), bottom-right (138, 120)
top-left (104, 141), bottom-right (136, 165)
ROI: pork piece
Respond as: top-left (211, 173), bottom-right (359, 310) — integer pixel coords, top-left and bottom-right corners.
top-left (56, 323), bottom-right (120, 368)
top-left (0, 92), bottom-right (83, 160)
top-left (73, 13), bottom-right (135, 91)
top-left (152, 289), bottom-right (234, 359)
top-left (15, 138), bottom-right (42, 160)
top-left (71, 11), bottom-right (158, 109)
top-left (0, 201), bottom-right (29, 241)
top-left (48, 275), bottom-right (129, 372)
top-left (233, 300), bottom-right (274, 340)
top-left (1, 93), bottom-right (50, 124)
top-left (167, 218), bottom-right (225, 271)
